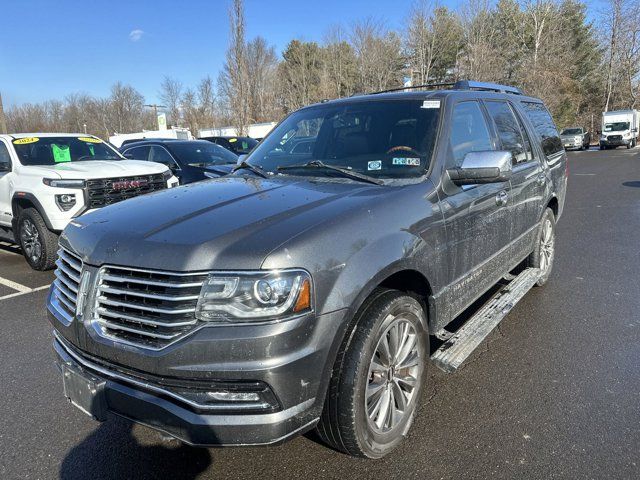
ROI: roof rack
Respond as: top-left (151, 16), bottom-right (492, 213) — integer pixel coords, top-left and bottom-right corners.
top-left (453, 80), bottom-right (522, 95)
top-left (367, 82), bottom-right (456, 95)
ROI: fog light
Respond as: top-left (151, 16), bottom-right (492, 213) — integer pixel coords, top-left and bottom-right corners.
top-left (206, 391), bottom-right (261, 402)
top-left (55, 193), bottom-right (76, 211)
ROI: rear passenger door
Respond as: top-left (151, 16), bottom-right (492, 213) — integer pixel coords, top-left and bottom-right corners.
top-left (484, 100), bottom-right (544, 260)
top-left (438, 100), bottom-right (513, 319)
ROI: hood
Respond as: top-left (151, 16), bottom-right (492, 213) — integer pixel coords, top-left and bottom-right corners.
top-left (21, 160), bottom-right (167, 179)
top-left (61, 176), bottom-right (387, 271)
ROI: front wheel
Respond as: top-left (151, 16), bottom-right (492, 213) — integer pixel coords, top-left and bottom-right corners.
top-left (527, 208), bottom-right (556, 286)
top-left (17, 208), bottom-right (58, 270)
top-left (317, 290), bottom-right (429, 458)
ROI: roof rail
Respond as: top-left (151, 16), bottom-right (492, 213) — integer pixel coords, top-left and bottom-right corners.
top-left (367, 82), bottom-right (456, 95)
top-left (453, 80), bottom-right (522, 95)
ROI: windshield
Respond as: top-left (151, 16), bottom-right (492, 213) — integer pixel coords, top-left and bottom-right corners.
top-left (247, 99), bottom-right (441, 180)
top-left (604, 122), bottom-right (629, 132)
top-left (13, 136), bottom-right (121, 166)
top-left (227, 137), bottom-right (258, 154)
top-left (170, 141), bottom-right (238, 166)
top-left (561, 128), bottom-right (582, 135)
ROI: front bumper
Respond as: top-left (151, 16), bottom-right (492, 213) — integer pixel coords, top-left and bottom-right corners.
top-left (50, 305), bottom-right (348, 446)
top-left (600, 138), bottom-right (630, 146)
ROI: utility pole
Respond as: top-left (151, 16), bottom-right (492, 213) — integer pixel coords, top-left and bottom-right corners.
top-left (0, 92), bottom-right (7, 134)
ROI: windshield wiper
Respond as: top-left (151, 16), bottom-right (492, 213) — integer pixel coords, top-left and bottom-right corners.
top-left (232, 160), bottom-right (269, 179)
top-left (277, 160), bottom-right (384, 185)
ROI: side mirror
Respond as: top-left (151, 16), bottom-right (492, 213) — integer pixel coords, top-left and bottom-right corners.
top-left (123, 152), bottom-right (135, 159)
top-left (0, 162), bottom-right (10, 172)
top-left (447, 151), bottom-right (512, 186)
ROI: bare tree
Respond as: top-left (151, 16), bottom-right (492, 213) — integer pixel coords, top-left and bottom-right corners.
top-left (158, 76), bottom-right (183, 127)
top-left (350, 18), bottom-right (404, 92)
top-left (218, 0), bottom-right (250, 133)
top-left (246, 36), bottom-right (279, 122)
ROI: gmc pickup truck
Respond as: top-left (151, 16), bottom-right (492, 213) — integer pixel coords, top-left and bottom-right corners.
top-left (0, 134), bottom-right (178, 269)
top-left (48, 81), bottom-right (567, 458)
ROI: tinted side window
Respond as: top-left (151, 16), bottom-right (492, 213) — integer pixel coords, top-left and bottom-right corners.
top-left (124, 146), bottom-right (150, 161)
top-left (521, 102), bottom-right (563, 157)
top-left (449, 101), bottom-right (493, 167)
top-left (150, 146), bottom-right (178, 167)
top-left (0, 143), bottom-right (11, 168)
top-left (484, 101), bottom-right (533, 164)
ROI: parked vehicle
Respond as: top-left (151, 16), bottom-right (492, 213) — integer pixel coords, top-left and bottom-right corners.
top-left (109, 127), bottom-right (193, 148)
top-left (48, 81), bottom-right (567, 458)
top-left (200, 136), bottom-right (258, 155)
top-left (0, 134), bottom-right (178, 270)
top-left (560, 127), bottom-right (590, 150)
top-left (120, 139), bottom-right (238, 184)
top-left (600, 110), bottom-right (639, 149)
top-left (199, 121), bottom-right (277, 140)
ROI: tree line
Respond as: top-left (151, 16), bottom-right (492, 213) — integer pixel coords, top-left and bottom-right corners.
top-left (6, 0), bottom-right (640, 138)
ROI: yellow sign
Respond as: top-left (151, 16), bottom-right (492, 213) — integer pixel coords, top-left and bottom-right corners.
top-left (78, 137), bottom-right (102, 143)
top-left (229, 138), bottom-right (238, 143)
top-left (13, 137), bottom-right (39, 145)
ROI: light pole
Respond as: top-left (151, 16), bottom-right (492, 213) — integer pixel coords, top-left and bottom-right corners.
top-left (144, 104), bottom-right (167, 129)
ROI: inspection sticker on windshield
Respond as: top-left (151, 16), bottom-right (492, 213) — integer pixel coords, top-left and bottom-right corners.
top-left (392, 157), bottom-right (420, 166)
top-left (13, 137), bottom-right (39, 145)
top-left (78, 137), bottom-right (102, 143)
top-left (421, 100), bottom-right (440, 109)
top-left (368, 160), bottom-right (382, 171)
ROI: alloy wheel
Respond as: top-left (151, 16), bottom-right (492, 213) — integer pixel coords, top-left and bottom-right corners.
top-left (366, 316), bottom-right (422, 433)
top-left (20, 219), bottom-right (42, 263)
top-left (539, 218), bottom-right (554, 273)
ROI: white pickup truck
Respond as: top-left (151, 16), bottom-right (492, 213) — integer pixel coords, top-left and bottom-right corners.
top-left (0, 133), bottom-right (178, 270)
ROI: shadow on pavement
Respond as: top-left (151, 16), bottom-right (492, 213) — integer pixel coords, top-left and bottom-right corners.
top-left (59, 417), bottom-right (212, 480)
top-left (622, 180), bottom-right (640, 188)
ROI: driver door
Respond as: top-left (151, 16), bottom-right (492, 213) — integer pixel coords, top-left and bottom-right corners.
top-left (438, 100), bottom-right (513, 319)
top-left (0, 140), bottom-right (14, 228)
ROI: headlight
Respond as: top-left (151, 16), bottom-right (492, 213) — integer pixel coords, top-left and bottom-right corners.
top-left (195, 270), bottom-right (312, 322)
top-left (162, 169), bottom-right (173, 181)
top-left (600, 135), bottom-right (607, 141)
top-left (43, 178), bottom-right (85, 188)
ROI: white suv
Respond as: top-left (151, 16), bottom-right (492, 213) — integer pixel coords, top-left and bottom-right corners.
top-left (0, 133), bottom-right (178, 270)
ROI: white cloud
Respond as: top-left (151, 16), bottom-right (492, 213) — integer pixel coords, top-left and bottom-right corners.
top-left (129, 29), bottom-right (144, 42)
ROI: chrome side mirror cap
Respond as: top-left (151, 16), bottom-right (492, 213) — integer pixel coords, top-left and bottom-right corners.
top-left (447, 150), bottom-right (512, 186)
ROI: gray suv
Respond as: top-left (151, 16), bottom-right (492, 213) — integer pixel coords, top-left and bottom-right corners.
top-left (48, 81), bottom-right (567, 458)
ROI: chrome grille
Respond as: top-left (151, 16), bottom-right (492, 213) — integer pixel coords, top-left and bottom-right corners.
top-left (52, 248), bottom-right (83, 321)
top-left (94, 266), bottom-right (208, 349)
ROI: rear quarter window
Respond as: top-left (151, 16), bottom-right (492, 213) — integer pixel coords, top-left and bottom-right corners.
top-left (521, 102), bottom-right (563, 158)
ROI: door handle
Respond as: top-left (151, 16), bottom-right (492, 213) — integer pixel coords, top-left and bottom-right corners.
top-left (536, 172), bottom-right (546, 186)
top-left (496, 190), bottom-right (508, 206)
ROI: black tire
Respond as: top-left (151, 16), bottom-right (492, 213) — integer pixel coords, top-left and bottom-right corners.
top-left (526, 208), bottom-right (556, 287)
top-left (599, 144), bottom-right (604, 150)
top-left (316, 289), bottom-right (429, 458)
top-left (17, 208), bottom-right (58, 271)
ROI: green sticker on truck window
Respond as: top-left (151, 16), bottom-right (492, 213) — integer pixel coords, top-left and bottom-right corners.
top-left (52, 144), bottom-right (71, 163)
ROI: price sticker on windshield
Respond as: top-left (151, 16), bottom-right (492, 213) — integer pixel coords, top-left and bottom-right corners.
top-left (13, 137), bottom-right (39, 145)
top-left (78, 137), bottom-right (102, 143)
top-left (421, 100), bottom-right (440, 109)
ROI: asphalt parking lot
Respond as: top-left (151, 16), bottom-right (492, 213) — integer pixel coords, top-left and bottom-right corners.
top-left (0, 147), bottom-right (639, 479)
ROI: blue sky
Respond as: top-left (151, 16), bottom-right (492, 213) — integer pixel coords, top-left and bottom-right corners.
top-left (0, 0), bottom-right (602, 108)
top-left (0, 0), bottom-right (431, 107)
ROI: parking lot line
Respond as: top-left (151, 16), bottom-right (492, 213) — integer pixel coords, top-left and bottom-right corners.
top-left (0, 276), bottom-right (32, 293)
top-left (0, 284), bottom-right (50, 302)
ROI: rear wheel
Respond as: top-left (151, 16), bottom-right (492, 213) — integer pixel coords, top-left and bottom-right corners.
top-left (527, 208), bottom-right (556, 286)
top-left (316, 290), bottom-right (428, 458)
top-left (17, 208), bottom-right (58, 271)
